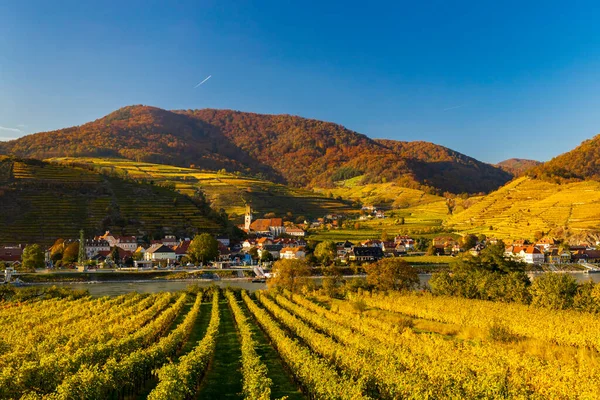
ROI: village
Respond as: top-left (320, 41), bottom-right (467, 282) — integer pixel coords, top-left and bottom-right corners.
top-left (2, 204), bottom-right (600, 274)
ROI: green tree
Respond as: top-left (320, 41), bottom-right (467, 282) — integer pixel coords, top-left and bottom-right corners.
top-left (188, 233), bottom-right (219, 265)
top-left (268, 259), bottom-right (311, 293)
top-left (62, 242), bottom-right (79, 263)
top-left (314, 240), bottom-right (337, 266)
top-left (110, 247), bottom-right (121, 264)
top-left (451, 242), bottom-right (525, 274)
top-left (381, 231), bottom-right (389, 241)
top-left (21, 244), bottom-right (44, 271)
top-left (461, 234), bottom-right (478, 251)
top-left (530, 273), bottom-right (578, 310)
top-left (78, 230), bottom-right (86, 265)
top-left (364, 258), bottom-right (419, 291)
top-left (260, 250), bottom-right (274, 263)
top-left (322, 266), bottom-right (344, 298)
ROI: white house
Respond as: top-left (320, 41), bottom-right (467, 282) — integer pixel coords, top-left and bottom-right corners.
top-left (144, 244), bottom-right (176, 262)
top-left (505, 245), bottom-right (544, 265)
top-left (279, 247), bottom-right (306, 260)
top-left (285, 227), bottom-right (305, 237)
top-left (84, 239), bottom-right (110, 259)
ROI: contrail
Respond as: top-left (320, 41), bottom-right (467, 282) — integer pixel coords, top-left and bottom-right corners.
top-left (443, 105), bottom-right (464, 111)
top-left (0, 126), bottom-right (22, 133)
top-left (194, 75), bottom-right (212, 88)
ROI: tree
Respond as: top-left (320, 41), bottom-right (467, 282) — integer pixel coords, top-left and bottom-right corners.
top-left (188, 233), bottom-right (219, 265)
top-left (260, 250), bottom-right (274, 263)
top-left (451, 242), bottom-right (525, 275)
top-left (314, 240), bottom-right (337, 266)
top-left (21, 244), bottom-right (44, 271)
top-left (110, 247), bottom-right (121, 264)
top-left (364, 258), bottom-right (419, 292)
top-left (381, 231), bottom-right (389, 242)
top-left (62, 242), bottom-right (79, 263)
top-left (530, 273), bottom-right (578, 310)
top-left (268, 259), bottom-right (311, 293)
top-left (248, 247), bottom-right (259, 261)
top-left (322, 266), bottom-right (344, 298)
top-left (461, 234), bottom-right (478, 251)
top-left (77, 230), bottom-right (86, 265)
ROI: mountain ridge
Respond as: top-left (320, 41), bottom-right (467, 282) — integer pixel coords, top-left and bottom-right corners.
top-left (0, 105), bottom-right (512, 194)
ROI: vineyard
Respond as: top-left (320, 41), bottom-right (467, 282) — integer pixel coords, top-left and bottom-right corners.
top-left (0, 157), bottom-right (224, 245)
top-left (2, 287), bottom-right (600, 399)
top-left (49, 157), bottom-right (354, 220)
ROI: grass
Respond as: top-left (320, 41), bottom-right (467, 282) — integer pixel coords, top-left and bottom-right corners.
top-left (196, 300), bottom-right (244, 399)
top-left (241, 300), bottom-right (305, 400)
top-left (134, 298), bottom-right (214, 399)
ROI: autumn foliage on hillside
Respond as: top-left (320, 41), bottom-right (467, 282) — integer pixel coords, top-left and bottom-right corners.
top-left (0, 105), bottom-right (512, 194)
top-left (528, 134), bottom-right (600, 182)
top-left (496, 158), bottom-right (541, 176)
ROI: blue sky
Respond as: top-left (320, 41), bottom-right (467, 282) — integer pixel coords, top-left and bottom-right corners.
top-left (1, 1), bottom-right (600, 163)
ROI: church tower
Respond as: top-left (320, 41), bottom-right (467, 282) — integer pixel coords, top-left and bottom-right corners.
top-left (244, 204), bottom-right (252, 231)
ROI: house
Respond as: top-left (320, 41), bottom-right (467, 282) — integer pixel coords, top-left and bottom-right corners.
top-left (173, 240), bottom-right (191, 261)
top-left (250, 218), bottom-right (285, 237)
top-left (256, 237), bottom-right (273, 248)
top-left (432, 236), bottom-right (458, 247)
top-left (98, 231), bottom-right (138, 252)
top-left (0, 244), bottom-right (25, 264)
top-left (285, 227), bottom-right (305, 237)
top-left (242, 239), bottom-right (257, 250)
top-left (280, 247), bottom-right (306, 260)
top-left (144, 244), bottom-right (176, 262)
top-left (375, 210), bottom-right (385, 219)
top-left (151, 235), bottom-right (179, 248)
top-left (506, 245), bottom-right (544, 265)
top-left (546, 249), bottom-right (561, 264)
top-left (347, 246), bottom-right (384, 263)
top-left (469, 243), bottom-right (486, 256)
top-left (258, 244), bottom-right (282, 260)
top-left (395, 236), bottom-right (415, 250)
top-left (536, 237), bottom-right (557, 251)
top-left (84, 239), bottom-right (110, 259)
top-left (216, 235), bottom-right (230, 247)
top-left (116, 236), bottom-right (138, 252)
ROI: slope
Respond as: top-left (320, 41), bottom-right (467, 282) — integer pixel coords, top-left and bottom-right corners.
top-left (496, 158), bottom-right (541, 176)
top-left (0, 105), bottom-right (512, 194)
top-left (446, 177), bottom-right (600, 240)
top-left (0, 157), bottom-right (225, 245)
top-left (529, 133), bottom-right (600, 181)
top-left (49, 157), bottom-right (355, 222)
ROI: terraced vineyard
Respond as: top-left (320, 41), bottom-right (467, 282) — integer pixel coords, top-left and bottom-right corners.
top-left (50, 157), bottom-right (355, 220)
top-left (4, 287), bottom-right (600, 399)
top-left (447, 177), bottom-right (600, 240)
top-left (0, 157), bottom-right (224, 245)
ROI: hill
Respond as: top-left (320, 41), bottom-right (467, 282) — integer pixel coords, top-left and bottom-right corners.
top-left (446, 177), bottom-right (600, 240)
top-left (528, 133), bottom-right (600, 181)
top-left (50, 157), bottom-right (355, 222)
top-left (496, 158), bottom-right (541, 176)
top-left (0, 105), bottom-right (512, 194)
top-left (0, 157), bottom-right (228, 245)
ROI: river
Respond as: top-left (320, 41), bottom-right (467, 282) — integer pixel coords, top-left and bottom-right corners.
top-left (24, 272), bottom-right (600, 297)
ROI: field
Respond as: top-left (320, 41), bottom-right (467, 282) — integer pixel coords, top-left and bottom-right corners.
top-left (0, 158), bottom-right (223, 245)
top-left (50, 157), bottom-right (355, 221)
top-left (3, 287), bottom-right (600, 399)
top-left (447, 177), bottom-right (600, 240)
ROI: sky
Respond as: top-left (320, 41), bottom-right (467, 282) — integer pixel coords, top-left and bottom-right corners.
top-left (1, 1), bottom-right (600, 163)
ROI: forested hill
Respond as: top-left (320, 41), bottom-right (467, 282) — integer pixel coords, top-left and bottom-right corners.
top-left (528, 133), bottom-right (600, 181)
top-left (0, 105), bottom-right (512, 194)
top-left (496, 158), bottom-right (541, 176)
top-left (0, 156), bottom-right (227, 245)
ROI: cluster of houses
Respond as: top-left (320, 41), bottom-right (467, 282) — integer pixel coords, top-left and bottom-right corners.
top-left (502, 238), bottom-right (600, 265)
top-left (359, 205), bottom-right (386, 220)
